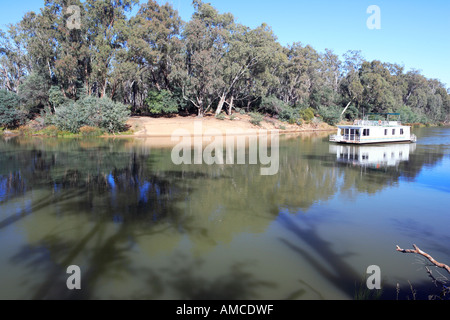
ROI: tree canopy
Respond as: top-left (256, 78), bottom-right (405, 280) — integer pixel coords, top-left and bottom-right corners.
top-left (0, 0), bottom-right (448, 126)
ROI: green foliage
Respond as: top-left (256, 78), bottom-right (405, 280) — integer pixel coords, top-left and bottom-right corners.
top-left (343, 104), bottom-right (359, 121)
top-left (145, 89), bottom-right (180, 115)
top-left (249, 112), bottom-right (264, 126)
top-left (318, 105), bottom-right (341, 125)
top-left (0, 0), bottom-right (448, 124)
top-left (99, 98), bottom-right (131, 133)
top-left (215, 113), bottom-right (226, 120)
top-left (397, 105), bottom-right (420, 124)
top-left (299, 107), bottom-right (315, 121)
top-left (0, 89), bottom-right (27, 128)
top-left (18, 72), bottom-right (50, 110)
top-left (51, 96), bottom-right (130, 133)
top-left (48, 86), bottom-right (67, 108)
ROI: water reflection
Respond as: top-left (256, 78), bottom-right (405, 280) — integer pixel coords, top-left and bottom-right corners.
top-left (330, 143), bottom-right (416, 169)
top-left (0, 130), bottom-right (449, 300)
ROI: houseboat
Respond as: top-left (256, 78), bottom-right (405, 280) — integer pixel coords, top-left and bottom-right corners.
top-left (329, 114), bottom-right (417, 144)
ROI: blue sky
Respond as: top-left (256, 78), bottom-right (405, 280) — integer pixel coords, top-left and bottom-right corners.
top-left (1, 0), bottom-right (449, 88)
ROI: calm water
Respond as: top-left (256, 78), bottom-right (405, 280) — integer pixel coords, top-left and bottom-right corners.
top-left (0, 127), bottom-right (449, 300)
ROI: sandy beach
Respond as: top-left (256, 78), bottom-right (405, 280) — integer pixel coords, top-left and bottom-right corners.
top-left (126, 114), bottom-right (336, 137)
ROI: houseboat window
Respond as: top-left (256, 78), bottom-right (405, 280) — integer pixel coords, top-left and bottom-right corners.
top-left (384, 129), bottom-right (388, 136)
top-left (400, 129), bottom-right (404, 135)
top-left (355, 129), bottom-right (360, 136)
top-left (392, 129), bottom-right (396, 135)
top-left (363, 129), bottom-right (370, 136)
top-left (345, 129), bottom-right (349, 135)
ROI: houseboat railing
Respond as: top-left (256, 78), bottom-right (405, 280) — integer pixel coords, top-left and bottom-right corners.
top-left (343, 134), bottom-right (360, 141)
top-left (353, 120), bottom-right (401, 126)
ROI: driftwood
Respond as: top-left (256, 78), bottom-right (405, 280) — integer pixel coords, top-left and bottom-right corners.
top-left (396, 244), bottom-right (450, 299)
top-left (396, 244), bottom-right (450, 275)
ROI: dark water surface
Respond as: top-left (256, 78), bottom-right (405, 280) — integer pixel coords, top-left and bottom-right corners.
top-left (0, 127), bottom-right (449, 300)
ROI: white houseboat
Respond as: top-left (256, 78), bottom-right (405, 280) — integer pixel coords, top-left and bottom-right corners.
top-left (329, 114), bottom-right (417, 144)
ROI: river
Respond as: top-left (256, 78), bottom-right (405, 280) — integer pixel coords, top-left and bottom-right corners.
top-left (0, 127), bottom-right (449, 300)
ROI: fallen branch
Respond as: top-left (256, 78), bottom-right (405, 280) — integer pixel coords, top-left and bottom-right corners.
top-left (396, 244), bottom-right (450, 275)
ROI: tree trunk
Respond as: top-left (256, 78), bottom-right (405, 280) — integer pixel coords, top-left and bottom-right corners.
top-left (341, 101), bottom-right (353, 120)
top-left (227, 96), bottom-right (234, 115)
top-left (215, 94), bottom-right (226, 116)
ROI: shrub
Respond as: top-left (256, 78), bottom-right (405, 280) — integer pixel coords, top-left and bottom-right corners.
top-left (249, 112), bottom-right (264, 126)
top-left (0, 89), bottom-right (28, 128)
top-left (48, 86), bottom-right (68, 108)
top-left (145, 89), bottom-right (180, 115)
top-left (17, 125), bottom-right (32, 136)
top-left (299, 107), bottom-right (315, 121)
top-left (98, 98), bottom-right (130, 133)
top-left (230, 114), bottom-right (236, 121)
top-left (318, 105), bottom-right (341, 125)
top-left (259, 96), bottom-right (288, 116)
top-left (396, 105), bottom-right (431, 124)
top-left (51, 96), bottom-right (130, 133)
top-left (18, 72), bottom-right (50, 111)
top-left (215, 113), bottom-right (226, 120)
top-left (80, 126), bottom-right (103, 137)
top-left (40, 125), bottom-right (59, 137)
top-left (51, 101), bottom-right (87, 133)
top-left (278, 106), bottom-right (299, 122)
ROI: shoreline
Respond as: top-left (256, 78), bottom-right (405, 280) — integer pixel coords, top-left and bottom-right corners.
top-left (3, 114), bottom-right (446, 140)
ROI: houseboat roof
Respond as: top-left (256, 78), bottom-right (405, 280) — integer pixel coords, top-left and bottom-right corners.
top-left (338, 120), bottom-right (407, 128)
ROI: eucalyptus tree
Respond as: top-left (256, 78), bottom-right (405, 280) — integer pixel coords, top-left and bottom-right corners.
top-left (115, 0), bottom-right (183, 110)
top-left (83, 0), bottom-right (138, 98)
top-left (172, 0), bottom-right (233, 117)
top-left (214, 22), bottom-right (282, 115)
top-left (0, 25), bottom-right (32, 93)
top-left (340, 50), bottom-right (364, 114)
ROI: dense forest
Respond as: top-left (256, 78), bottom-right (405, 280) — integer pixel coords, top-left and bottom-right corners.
top-left (1, 0), bottom-right (449, 133)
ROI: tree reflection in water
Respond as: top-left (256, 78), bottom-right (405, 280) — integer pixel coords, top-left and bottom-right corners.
top-left (0, 131), bottom-right (448, 299)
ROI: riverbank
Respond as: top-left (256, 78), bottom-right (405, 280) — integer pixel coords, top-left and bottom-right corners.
top-left (125, 114), bottom-right (336, 137)
top-left (3, 114), bottom-right (447, 140)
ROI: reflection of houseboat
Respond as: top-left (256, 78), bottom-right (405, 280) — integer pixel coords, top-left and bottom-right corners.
top-left (329, 143), bottom-right (416, 169)
top-left (330, 114), bottom-right (417, 144)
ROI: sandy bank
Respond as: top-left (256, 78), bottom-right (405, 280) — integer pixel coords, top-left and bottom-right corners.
top-left (126, 114), bottom-right (336, 138)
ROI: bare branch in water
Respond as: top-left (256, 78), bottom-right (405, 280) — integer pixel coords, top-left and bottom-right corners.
top-left (396, 244), bottom-right (450, 275)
